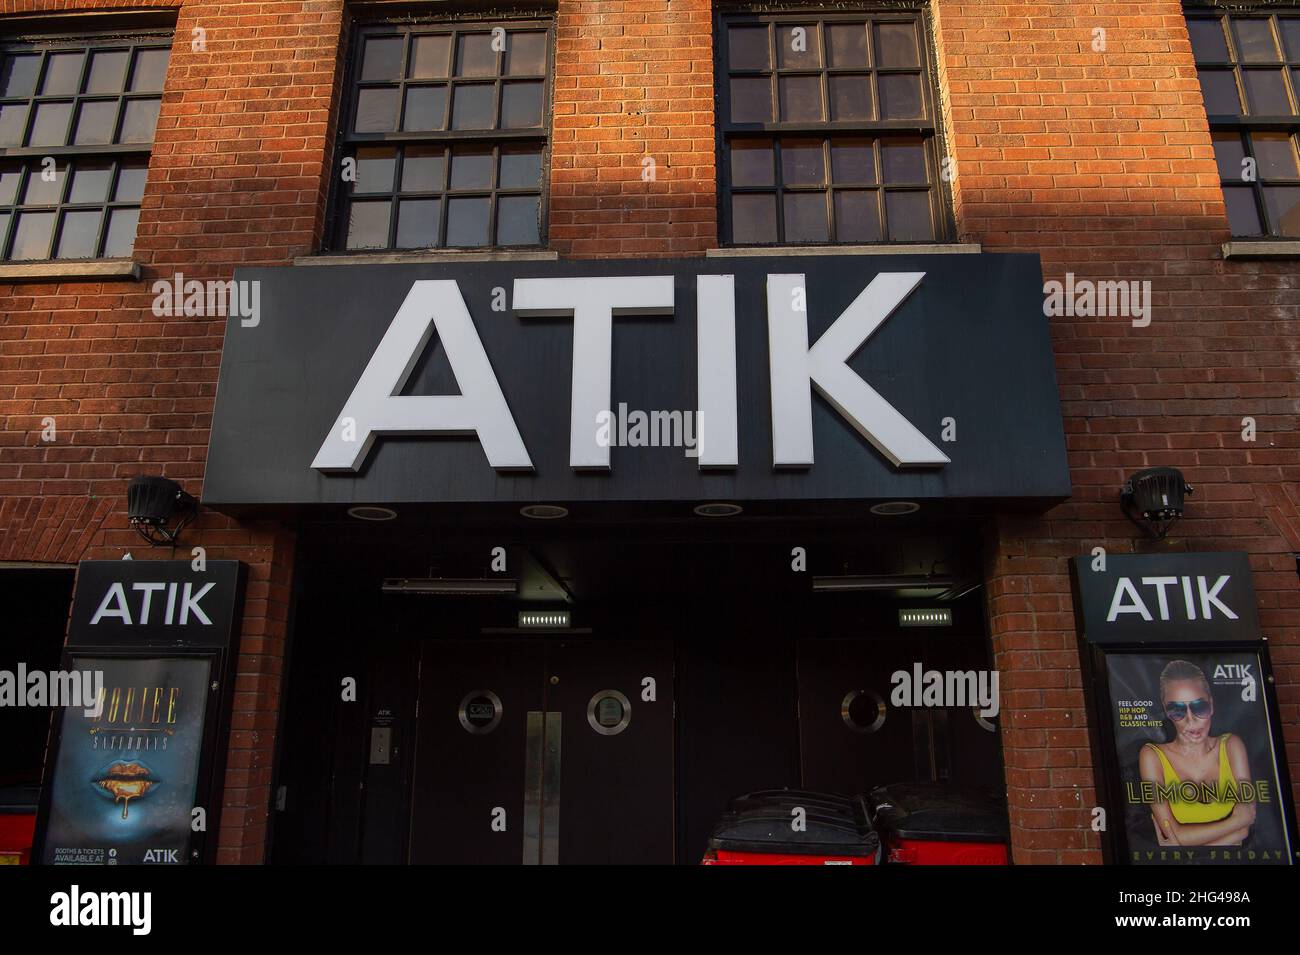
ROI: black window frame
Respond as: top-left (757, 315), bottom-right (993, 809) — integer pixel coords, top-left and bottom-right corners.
top-left (715, 3), bottom-right (953, 247)
top-left (0, 27), bottom-right (171, 262)
top-left (1186, 2), bottom-right (1300, 239)
top-left (326, 14), bottom-right (556, 254)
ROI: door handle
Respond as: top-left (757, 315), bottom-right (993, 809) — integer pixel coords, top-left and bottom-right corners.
top-left (522, 710), bottom-right (562, 865)
top-left (541, 711), bottom-right (561, 866)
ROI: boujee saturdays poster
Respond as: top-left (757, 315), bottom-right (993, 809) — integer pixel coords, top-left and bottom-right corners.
top-left (1106, 651), bottom-right (1292, 865)
top-left (41, 656), bottom-right (210, 865)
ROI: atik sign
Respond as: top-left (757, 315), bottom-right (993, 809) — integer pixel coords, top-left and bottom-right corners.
top-left (204, 255), bottom-right (1070, 510)
top-left (1070, 552), bottom-right (1261, 646)
top-left (68, 561), bottom-right (245, 649)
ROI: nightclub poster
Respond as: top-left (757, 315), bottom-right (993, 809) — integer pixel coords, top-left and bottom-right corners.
top-left (1106, 650), bottom-right (1293, 865)
top-left (40, 656), bottom-right (211, 865)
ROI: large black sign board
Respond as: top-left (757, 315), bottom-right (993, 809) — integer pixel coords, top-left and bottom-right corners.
top-left (34, 560), bottom-right (246, 865)
top-left (1070, 552), bottom-right (1296, 865)
top-left (204, 254), bottom-right (1070, 510)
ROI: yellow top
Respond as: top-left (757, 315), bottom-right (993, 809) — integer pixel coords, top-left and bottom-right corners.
top-left (1145, 734), bottom-right (1235, 824)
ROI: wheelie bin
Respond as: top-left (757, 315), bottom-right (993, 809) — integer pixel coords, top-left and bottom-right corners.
top-left (866, 782), bottom-right (1009, 865)
top-left (702, 789), bottom-right (880, 865)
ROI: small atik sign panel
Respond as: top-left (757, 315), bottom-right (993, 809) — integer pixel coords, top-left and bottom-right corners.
top-left (67, 561), bottom-right (244, 649)
top-left (1071, 552), bottom-right (1261, 646)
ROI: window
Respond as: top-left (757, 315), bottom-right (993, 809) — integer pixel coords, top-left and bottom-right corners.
top-left (717, 9), bottom-right (947, 246)
top-left (332, 20), bottom-right (552, 252)
top-left (0, 32), bottom-right (168, 261)
top-left (1189, 7), bottom-right (1300, 237)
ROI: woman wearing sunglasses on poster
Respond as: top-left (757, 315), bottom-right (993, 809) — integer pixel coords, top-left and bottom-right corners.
top-left (1138, 660), bottom-right (1257, 847)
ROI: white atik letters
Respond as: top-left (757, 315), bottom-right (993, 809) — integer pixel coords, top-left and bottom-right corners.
top-left (512, 276), bottom-right (675, 470)
top-left (89, 581), bottom-right (215, 626)
top-left (313, 272), bottom-right (946, 474)
top-left (311, 280), bottom-right (532, 472)
top-left (766, 272), bottom-right (948, 468)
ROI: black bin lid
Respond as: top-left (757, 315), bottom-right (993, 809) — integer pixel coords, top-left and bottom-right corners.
top-left (866, 783), bottom-right (1009, 843)
top-left (709, 789), bottom-right (879, 856)
top-left (729, 789), bottom-right (857, 815)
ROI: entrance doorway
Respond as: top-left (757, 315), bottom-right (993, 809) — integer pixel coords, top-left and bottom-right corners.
top-left (270, 522), bottom-right (1005, 865)
top-left (408, 638), bottom-right (674, 864)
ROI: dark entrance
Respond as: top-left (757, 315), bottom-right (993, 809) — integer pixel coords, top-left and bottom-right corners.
top-left (409, 638), bottom-right (673, 864)
top-left (270, 520), bottom-right (1004, 865)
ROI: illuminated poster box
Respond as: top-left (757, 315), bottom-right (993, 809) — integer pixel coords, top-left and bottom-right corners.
top-left (33, 561), bottom-right (245, 866)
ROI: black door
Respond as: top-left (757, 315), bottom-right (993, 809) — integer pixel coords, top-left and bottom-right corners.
top-left (409, 639), bottom-right (544, 864)
top-left (922, 629), bottom-right (1004, 790)
top-left (409, 638), bottom-right (674, 864)
top-left (798, 637), bottom-right (920, 794)
top-left (797, 634), bottom-right (1003, 794)
top-left (547, 638), bottom-right (674, 864)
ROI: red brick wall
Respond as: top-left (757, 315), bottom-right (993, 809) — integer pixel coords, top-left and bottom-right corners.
top-left (0, 0), bottom-right (343, 862)
top-left (937, 0), bottom-right (1300, 863)
top-left (1, 0), bottom-right (1296, 865)
top-left (549, 0), bottom-right (715, 258)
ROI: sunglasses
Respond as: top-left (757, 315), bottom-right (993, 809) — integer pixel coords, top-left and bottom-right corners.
top-left (1164, 698), bottom-right (1212, 721)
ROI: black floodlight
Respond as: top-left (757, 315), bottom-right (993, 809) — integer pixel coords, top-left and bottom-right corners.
top-left (1121, 467), bottom-right (1193, 540)
top-left (127, 475), bottom-right (198, 546)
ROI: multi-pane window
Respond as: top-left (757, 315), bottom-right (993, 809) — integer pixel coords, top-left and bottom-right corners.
top-left (0, 33), bottom-right (168, 261)
top-left (333, 21), bottom-right (552, 252)
top-left (1189, 8), bottom-right (1300, 237)
top-left (718, 10), bottom-right (946, 245)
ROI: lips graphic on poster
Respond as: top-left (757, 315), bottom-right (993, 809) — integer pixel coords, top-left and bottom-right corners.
top-left (41, 656), bottom-right (210, 865)
top-left (92, 758), bottom-right (161, 819)
top-left (1107, 651), bottom-right (1293, 865)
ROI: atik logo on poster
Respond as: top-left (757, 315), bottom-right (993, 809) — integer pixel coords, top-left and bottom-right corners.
top-left (1212, 662), bottom-right (1258, 702)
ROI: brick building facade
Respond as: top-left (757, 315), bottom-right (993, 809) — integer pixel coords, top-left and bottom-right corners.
top-left (1, 0), bottom-right (1296, 865)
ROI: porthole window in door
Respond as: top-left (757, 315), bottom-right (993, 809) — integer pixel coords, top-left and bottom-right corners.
top-left (973, 706), bottom-right (997, 733)
top-left (587, 689), bottom-right (631, 736)
top-left (458, 689), bottom-right (502, 735)
top-left (841, 688), bottom-right (886, 733)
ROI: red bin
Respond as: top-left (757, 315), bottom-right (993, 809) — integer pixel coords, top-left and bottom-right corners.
top-left (0, 783), bottom-right (40, 866)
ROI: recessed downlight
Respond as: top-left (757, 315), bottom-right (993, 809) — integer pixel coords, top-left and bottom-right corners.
top-left (693, 502), bottom-right (743, 517)
top-left (348, 505), bottom-right (397, 521)
top-left (870, 501), bottom-right (920, 516)
top-left (520, 504), bottom-right (569, 520)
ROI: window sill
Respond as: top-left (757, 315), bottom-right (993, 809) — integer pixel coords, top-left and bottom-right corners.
top-left (294, 250), bottom-right (560, 267)
top-left (1221, 240), bottom-right (1300, 260)
top-left (705, 243), bottom-right (982, 257)
top-left (0, 259), bottom-right (140, 283)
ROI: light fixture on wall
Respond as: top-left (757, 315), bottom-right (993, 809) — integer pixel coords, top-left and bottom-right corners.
top-left (1121, 467), bottom-right (1193, 540)
top-left (518, 610), bottom-right (571, 629)
top-left (899, 608), bottom-right (953, 628)
top-left (812, 574), bottom-right (955, 593)
top-left (382, 578), bottom-right (519, 595)
top-left (126, 475), bottom-right (197, 546)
